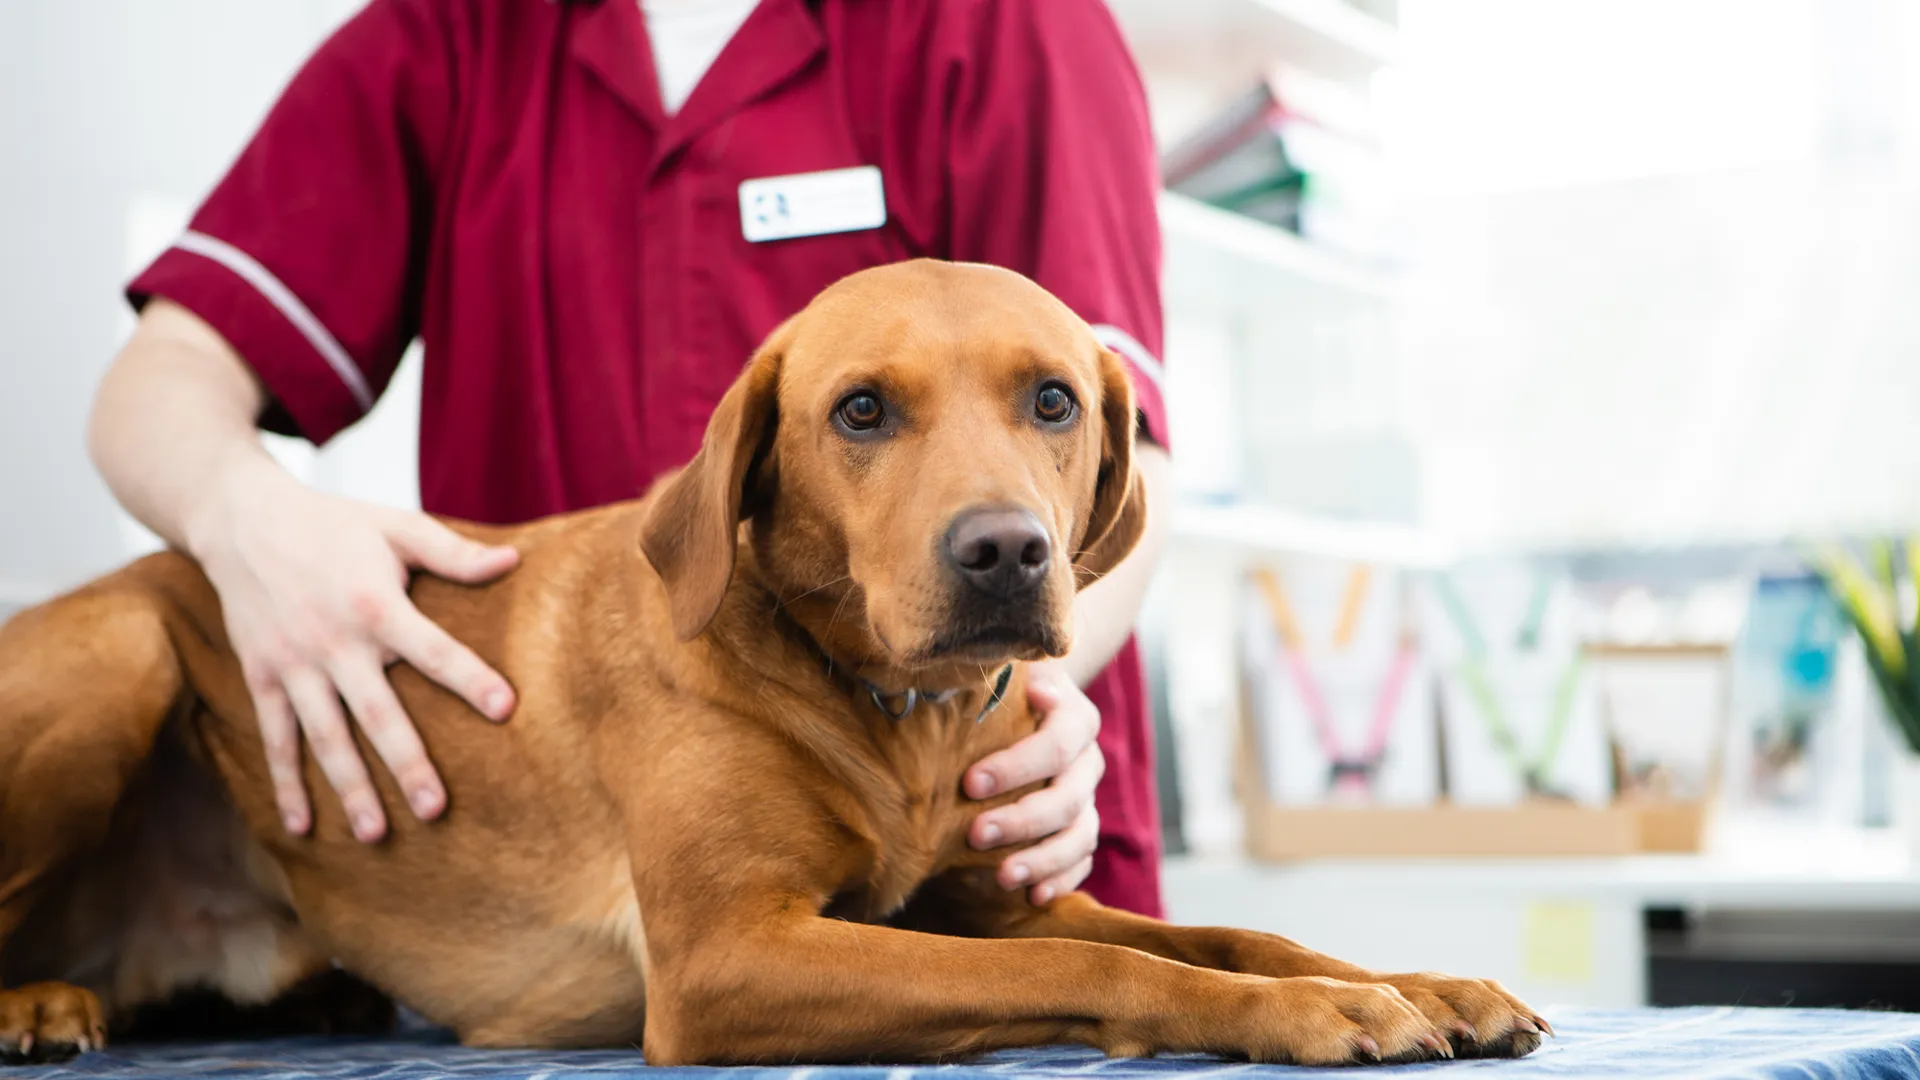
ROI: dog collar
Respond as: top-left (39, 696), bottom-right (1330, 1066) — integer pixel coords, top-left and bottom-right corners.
top-left (785, 610), bottom-right (1016, 725)
top-left (861, 663), bottom-right (1013, 724)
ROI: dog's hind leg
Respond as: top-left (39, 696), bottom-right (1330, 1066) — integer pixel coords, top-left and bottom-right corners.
top-left (0, 564), bottom-right (187, 1063)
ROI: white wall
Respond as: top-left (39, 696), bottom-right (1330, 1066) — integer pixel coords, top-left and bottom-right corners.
top-left (1403, 166), bottom-right (1920, 550)
top-left (0, 0), bottom-right (409, 608)
top-left (1384, 0), bottom-right (1920, 549)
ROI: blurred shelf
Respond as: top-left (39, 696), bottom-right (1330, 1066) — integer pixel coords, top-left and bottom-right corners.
top-left (1171, 500), bottom-right (1452, 568)
top-left (1109, 0), bottom-right (1398, 89)
top-left (1166, 821), bottom-right (1920, 911)
top-left (1243, 0), bottom-right (1399, 73)
top-left (1160, 192), bottom-right (1399, 308)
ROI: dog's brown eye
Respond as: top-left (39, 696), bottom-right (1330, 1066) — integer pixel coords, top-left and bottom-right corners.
top-left (837, 392), bottom-right (884, 431)
top-left (1034, 384), bottom-right (1075, 424)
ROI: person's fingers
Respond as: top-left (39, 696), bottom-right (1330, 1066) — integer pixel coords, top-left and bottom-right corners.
top-left (965, 672), bottom-right (1098, 800)
top-left (328, 646), bottom-right (446, 821)
top-left (381, 604), bottom-right (516, 721)
top-left (245, 668), bottom-right (311, 835)
top-left (970, 739), bottom-right (1104, 849)
top-left (1030, 855), bottom-right (1095, 907)
top-left (387, 514), bottom-right (519, 585)
top-left (996, 800), bottom-right (1100, 893)
top-left (281, 667), bottom-right (387, 843)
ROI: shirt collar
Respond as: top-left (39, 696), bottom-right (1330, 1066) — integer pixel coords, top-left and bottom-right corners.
top-left (569, 0), bottom-right (826, 174)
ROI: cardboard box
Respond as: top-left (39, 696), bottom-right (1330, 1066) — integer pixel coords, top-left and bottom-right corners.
top-left (1232, 644), bottom-right (1718, 860)
top-left (1240, 799), bottom-right (1707, 861)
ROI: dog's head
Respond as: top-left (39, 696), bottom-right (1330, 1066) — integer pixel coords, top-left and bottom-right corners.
top-left (639, 260), bottom-right (1147, 684)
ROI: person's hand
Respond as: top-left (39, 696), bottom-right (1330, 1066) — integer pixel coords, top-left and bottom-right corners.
top-left (965, 659), bottom-right (1104, 905)
top-left (188, 454), bottom-right (519, 842)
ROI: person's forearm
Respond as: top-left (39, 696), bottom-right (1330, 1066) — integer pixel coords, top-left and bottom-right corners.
top-left (89, 300), bottom-right (282, 558)
top-left (1055, 442), bottom-right (1172, 688)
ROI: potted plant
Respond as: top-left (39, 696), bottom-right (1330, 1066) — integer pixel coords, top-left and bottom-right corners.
top-left (1810, 539), bottom-right (1920, 855)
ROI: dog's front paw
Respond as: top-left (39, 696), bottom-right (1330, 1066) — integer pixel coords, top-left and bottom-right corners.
top-left (1238, 976), bottom-right (1453, 1066)
top-left (0, 982), bottom-right (107, 1065)
top-left (1378, 972), bottom-right (1548, 1058)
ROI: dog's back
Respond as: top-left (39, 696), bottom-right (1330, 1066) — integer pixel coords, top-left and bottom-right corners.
top-left (0, 502), bottom-right (664, 1050)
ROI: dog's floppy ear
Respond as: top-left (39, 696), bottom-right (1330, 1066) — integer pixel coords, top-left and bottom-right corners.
top-left (640, 321), bottom-right (791, 641)
top-left (1073, 347), bottom-right (1150, 584)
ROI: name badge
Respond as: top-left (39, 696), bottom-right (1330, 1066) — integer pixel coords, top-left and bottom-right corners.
top-left (739, 166), bottom-right (887, 243)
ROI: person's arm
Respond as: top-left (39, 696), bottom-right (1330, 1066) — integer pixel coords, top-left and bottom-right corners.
top-left (109, 1), bottom-right (517, 841)
top-left (1051, 443), bottom-right (1173, 689)
top-left (962, 443), bottom-right (1168, 903)
top-left (89, 300), bottom-right (268, 553)
top-left (964, 442), bottom-right (1169, 904)
top-left (92, 301), bottom-right (518, 840)
top-left (924, 0), bottom-right (1173, 903)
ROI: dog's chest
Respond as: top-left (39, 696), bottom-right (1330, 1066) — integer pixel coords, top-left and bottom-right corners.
top-left (835, 850), bottom-right (949, 926)
top-left (844, 742), bottom-right (998, 921)
top-left (865, 810), bottom-right (961, 918)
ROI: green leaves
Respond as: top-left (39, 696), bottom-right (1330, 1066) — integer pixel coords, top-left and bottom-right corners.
top-left (1811, 539), bottom-right (1920, 755)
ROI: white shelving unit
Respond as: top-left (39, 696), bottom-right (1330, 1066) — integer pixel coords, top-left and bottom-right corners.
top-left (1153, 187), bottom-right (1410, 551)
top-left (1241, 0), bottom-right (1400, 75)
top-left (1159, 192), bottom-right (1398, 310)
top-left (1107, 0), bottom-right (1397, 94)
top-left (1114, 1), bottom-right (1425, 856)
top-left (1171, 500), bottom-right (1449, 568)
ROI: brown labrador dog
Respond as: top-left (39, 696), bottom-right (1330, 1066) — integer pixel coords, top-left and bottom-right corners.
top-left (0, 260), bottom-right (1544, 1067)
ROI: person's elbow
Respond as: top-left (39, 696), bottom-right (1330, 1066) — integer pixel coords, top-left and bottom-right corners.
top-left (89, 300), bottom-right (264, 478)
top-left (87, 322), bottom-right (150, 483)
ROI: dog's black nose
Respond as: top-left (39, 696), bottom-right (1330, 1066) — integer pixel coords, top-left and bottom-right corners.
top-left (945, 508), bottom-right (1051, 596)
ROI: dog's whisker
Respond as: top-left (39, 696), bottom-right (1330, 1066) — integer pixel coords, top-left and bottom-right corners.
top-left (819, 584), bottom-right (862, 679)
top-left (778, 575), bottom-right (853, 610)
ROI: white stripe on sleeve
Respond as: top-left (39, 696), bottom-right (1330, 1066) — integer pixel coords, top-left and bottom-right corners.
top-left (172, 230), bottom-right (374, 412)
top-left (1089, 322), bottom-right (1165, 392)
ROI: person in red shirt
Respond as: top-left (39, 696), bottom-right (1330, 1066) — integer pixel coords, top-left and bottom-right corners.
top-left (96, 0), bottom-right (1173, 916)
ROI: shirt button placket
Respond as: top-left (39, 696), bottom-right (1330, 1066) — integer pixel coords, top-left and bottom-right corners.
top-left (637, 172), bottom-right (672, 469)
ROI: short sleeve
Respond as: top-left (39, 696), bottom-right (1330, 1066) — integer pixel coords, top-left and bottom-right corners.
top-left (939, 0), bottom-right (1169, 448)
top-left (125, 0), bottom-right (457, 445)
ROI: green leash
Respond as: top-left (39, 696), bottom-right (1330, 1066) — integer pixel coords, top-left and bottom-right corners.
top-left (1433, 573), bottom-right (1585, 798)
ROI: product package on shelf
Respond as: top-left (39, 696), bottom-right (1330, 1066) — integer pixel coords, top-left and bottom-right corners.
top-left (1163, 80), bottom-right (1304, 232)
top-left (1240, 558), bottom-right (1438, 808)
top-left (1233, 562), bottom-right (1731, 861)
top-left (1160, 67), bottom-right (1392, 262)
top-left (1725, 573), bottom-right (1850, 820)
top-left (1572, 573), bottom-right (1747, 817)
top-left (1594, 647), bottom-right (1730, 806)
top-left (1422, 567), bottom-right (1612, 808)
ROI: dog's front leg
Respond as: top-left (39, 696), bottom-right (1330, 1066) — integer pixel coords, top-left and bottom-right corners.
top-left (905, 875), bottom-right (1546, 1060)
top-left (639, 912), bottom-right (1453, 1066)
top-left (603, 720), bottom-right (1446, 1066)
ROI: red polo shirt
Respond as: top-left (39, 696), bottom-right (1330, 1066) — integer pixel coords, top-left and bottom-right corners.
top-left (129, 0), bottom-right (1170, 917)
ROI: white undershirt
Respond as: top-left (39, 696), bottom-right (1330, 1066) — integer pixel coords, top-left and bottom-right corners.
top-left (640, 0), bottom-right (762, 114)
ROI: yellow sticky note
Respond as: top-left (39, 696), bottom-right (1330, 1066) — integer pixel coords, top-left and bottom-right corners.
top-left (1523, 901), bottom-right (1594, 983)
